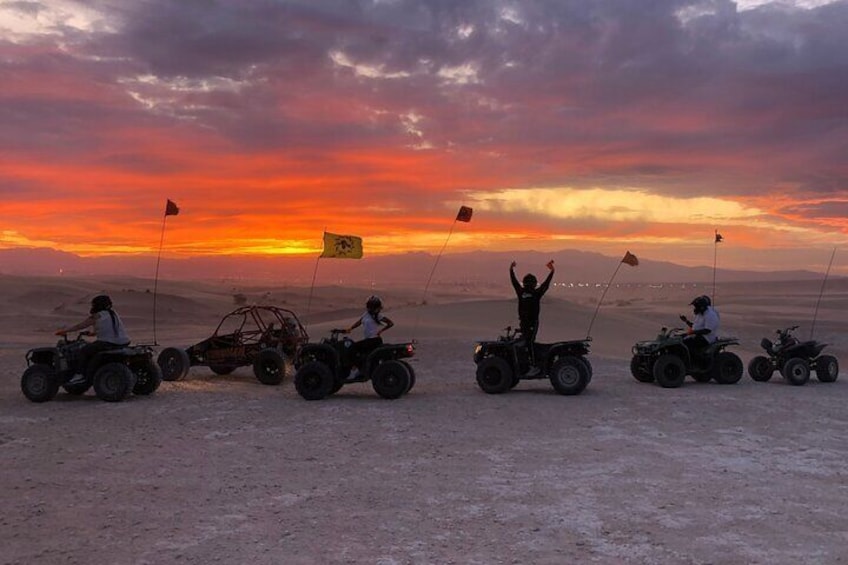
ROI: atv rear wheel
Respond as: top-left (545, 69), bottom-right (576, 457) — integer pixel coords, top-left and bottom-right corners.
top-left (400, 360), bottom-right (416, 394)
top-left (713, 352), bottom-right (743, 384)
top-left (132, 358), bottom-right (163, 395)
top-left (630, 356), bottom-right (654, 383)
top-left (748, 356), bottom-right (774, 382)
top-left (475, 356), bottom-right (514, 394)
top-left (253, 349), bottom-right (287, 385)
top-left (93, 362), bottom-right (136, 402)
top-left (294, 361), bottom-right (334, 400)
top-left (549, 356), bottom-right (589, 395)
top-left (815, 355), bottom-right (839, 383)
top-left (781, 357), bottom-right (810, 386)
top-left (158, 347), bottom-right (190, 381)
top-left (371, 360), bottom-right (411, 399)
top-left (653, 354), bottom-right (686, 388)
top-left (21, 364), bottom-right (60, 403)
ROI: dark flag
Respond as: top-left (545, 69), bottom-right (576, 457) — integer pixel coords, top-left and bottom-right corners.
top-left (715, 231), bottom-right (723, 243)
top-left (456, 206), bottom-right (473, 222)
top-left (621, 251), bottom-right (639, 266)
top-left (165, 199), bottom-right (180, 216)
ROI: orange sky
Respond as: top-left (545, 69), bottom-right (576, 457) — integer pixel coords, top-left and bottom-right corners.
top-left (1, 1), bottom-right (846, 274)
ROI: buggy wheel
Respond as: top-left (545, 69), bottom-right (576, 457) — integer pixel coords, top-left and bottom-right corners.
top-left (400, 361), bottom-right (416, 394)
top-left (93, 362), bottom-right (136, 402)
top-left (630, 356), bottom-right (654, 383)
top-left (209, 364), bottom-right (235, 376)
top-left (748, 355), bottom-right (774, 382)
top-left (253, 349), bottom-right (287, 385)
top-left (132, 358), bottom-right (163, 395)
top-left (294, 361), bottom-right (334, 400)
top-left (63, 382), bottom-right (91, 395)
top-left (815, 355), bottom-right (839, 383)
top-left (475, 356), bottom-right (514, 394)
top-left (781, 357), bottom-right (810, 386)
top-left (549, 356), bottom-right (589, 396)
top-left (21, 364), bottom-right (60, 403)
top-left (158, 347), bottom-right (190, 381)
top-left (653, 354), bottom-right (686, 388)
top-left (713, 352), bottom-right (743, 384)
top-left (372, 360), bottom-right (411, 400)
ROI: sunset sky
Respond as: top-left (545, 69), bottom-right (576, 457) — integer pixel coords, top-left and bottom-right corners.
top-left (1, 0), bottom-right (846, 273)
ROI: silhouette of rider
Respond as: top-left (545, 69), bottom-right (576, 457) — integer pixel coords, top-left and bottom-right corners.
top-left (681, 295), bottom-right (720, 361)
top-left (510, 260), bottom-right (555, 374)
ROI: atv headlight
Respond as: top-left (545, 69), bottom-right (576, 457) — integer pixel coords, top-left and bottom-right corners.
top-left (474, 344), bottom-right (482, 356)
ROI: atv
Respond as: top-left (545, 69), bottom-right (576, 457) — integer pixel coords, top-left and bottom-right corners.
top-left (473, 326), bottom-right (592, 395)
top-left (748, 325), bottom-right (839, 386)
top-left (157, 305), bottom-right (308, 385)
top-left (630, 325), bottom-right (743, 388)
top-left (293, 329), bottom-right (416, 400)
top-left (21, 332), bottom-right (162, 403)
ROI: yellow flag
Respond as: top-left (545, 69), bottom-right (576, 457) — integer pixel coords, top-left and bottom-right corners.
top-left (320, 232), bottom-right (363, 259)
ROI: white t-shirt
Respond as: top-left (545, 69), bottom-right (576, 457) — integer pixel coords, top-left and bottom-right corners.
top-left (94, 310), bottom-right (130, 345)
top-left (693, 306), bottom-right (720, 344)
top-left (360, 312), bottom-right (387, 339)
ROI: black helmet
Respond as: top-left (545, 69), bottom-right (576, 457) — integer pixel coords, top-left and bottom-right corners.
top-left (90, 294), bottom-right (113, 314)
top-left (690, 295), bottom-right (710, 314)
top-left (366, 295), bottom-right (382, 312)
top-left (522, 274), bottom-right (537, 289)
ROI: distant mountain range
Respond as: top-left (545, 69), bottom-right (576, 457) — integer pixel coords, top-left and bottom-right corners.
top-left (0, 246), bottom-right (830, 285)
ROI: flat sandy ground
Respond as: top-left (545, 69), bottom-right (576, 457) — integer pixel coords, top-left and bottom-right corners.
top-left (1, 275), bottom-right (847, 564)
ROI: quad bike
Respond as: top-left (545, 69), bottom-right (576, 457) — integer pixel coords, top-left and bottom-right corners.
top-left (157, 305), bottom-right (308, 385)
top-left (21, 332), bottom-right (162, 403)
top-left (748, 325), bottom-right (839, 386)
top-left (473, 326), bottom-right (592, 395)
top-left (630, 325), bottom-right (743, 388)
top-left (293, 329), bottom-right (416, 400)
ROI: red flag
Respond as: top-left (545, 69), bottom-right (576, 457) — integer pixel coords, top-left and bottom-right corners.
top-left (621, 251), bottom-right (639, 266)
top-left (715, 231), bottom-right (723, 243)
top-left (456, 205), bottom-right (473, 222)
top-left (165, 199), bottom-right (179, 216)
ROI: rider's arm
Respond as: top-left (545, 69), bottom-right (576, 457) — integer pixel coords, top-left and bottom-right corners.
top-left (377, 316), bottom-right (394, 336)
top-left (509, 264), bottom-right (521, 295)
top-left (57, 315), bottom-right (96, 336)
top-left (346, 316), bottom-right (363, 333)
top-left (538, 266), bottom-right (555, 296)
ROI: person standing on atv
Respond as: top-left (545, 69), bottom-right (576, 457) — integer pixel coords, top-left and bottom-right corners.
top-left (682, 295), bottom-right (720, 359)
top-left (56, 294), bottom-right (131, 385)
top-left (510, 260), bottom-right (555, 373)
top-left (344, 295), bottom-right (394, 379)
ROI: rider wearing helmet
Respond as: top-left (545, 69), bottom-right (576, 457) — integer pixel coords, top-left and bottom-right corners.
top-left (682, 294), bottom-right (720, 359)
top-left (56, 294), bottom-right (131, 384)
top-left (509, 260), bottom-right (555, 373)
top-left (344, 295), bottom-right (395, 380)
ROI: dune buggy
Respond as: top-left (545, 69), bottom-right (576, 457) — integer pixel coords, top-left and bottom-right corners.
top-left (293, 329), bottom-right (416, 400)
top-left (748, 325), bottom-right (839, 385)
top-left (157, 305), bottom-right (308, 385)
top-left (473, 326), bottom-right (592, 395)
top-left (630, 325), bottom-right (743, 388)
top-left (21, 333), bottom-right (161, 403)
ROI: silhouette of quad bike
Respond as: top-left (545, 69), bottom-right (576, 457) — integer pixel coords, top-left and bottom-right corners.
top-left (293, 329), bottom-right (416, 400)
top-left (157, 305), bottom-right (308, 385)
top-left (630, 326), bottom-right (743, 388)
top-left (748, 325), bottom-right (839, 386)
top-left (21, 333), bottom-right (161, 403)
top-left (473, 326), bottom-right (593, 395)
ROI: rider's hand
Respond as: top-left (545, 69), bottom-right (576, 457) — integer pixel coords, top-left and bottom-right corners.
top-left (510, 261), bottom-right (517, 268)
top-left (55, 329), bottom-right (66, 336)
top-left (687, 327), bottom-right (694, 335)
top-left (546, 260), bottom-right (554, 270)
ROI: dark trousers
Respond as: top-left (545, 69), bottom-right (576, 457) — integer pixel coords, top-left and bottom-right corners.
top-left (350, 337), bottom-right (383, 369)
top-left (519, 320), bottom-right (539, 364)
top-left (684, 335), bottom-right (709, 360)
top-left (80, 341), bottom-right (124, 377)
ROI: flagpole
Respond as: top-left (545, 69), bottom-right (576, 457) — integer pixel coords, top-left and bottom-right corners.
top-left (585, 261), bottom-right (623, 339)
top-left (306, 230), bottom-right (325, 322)
top-left (712, 229), bottom-right (719, 301)
top-left (421, 219), bottom-right (457, 305)
top-left (809, 247), bottom-right (837, 340)
top-left (152, 212), bottom-right (168, 346)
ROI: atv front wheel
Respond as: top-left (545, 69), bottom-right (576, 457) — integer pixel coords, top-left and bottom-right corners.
top-left (253, 349), bottom-right (287, 385)
top-left (747, 356), bottom-right (774, 382)
top-left (630, 356), bottom-right (654, 383)
top-left (158, 347), bottom-right (190, 381)
top-left (782, 357), bottom-right (810, 386)
top-left (372, 360), bottom-right (411, 399)
top-left (815, 355), bottom-right (839, 383)
top-left (93, 362), bottom-right (137, 402)
top-left (549, 356), bottom-right (589, 396)
top-left (713, 352), bottom-right (743, 385)
top-left (21, 364), bottom-right (60, 403)
top-left (294, 361), bottom-right (334, 400)
top-left (475, 356), bottom-right (514, 394)
top-left (653, 354), bottom-right (686, 388)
